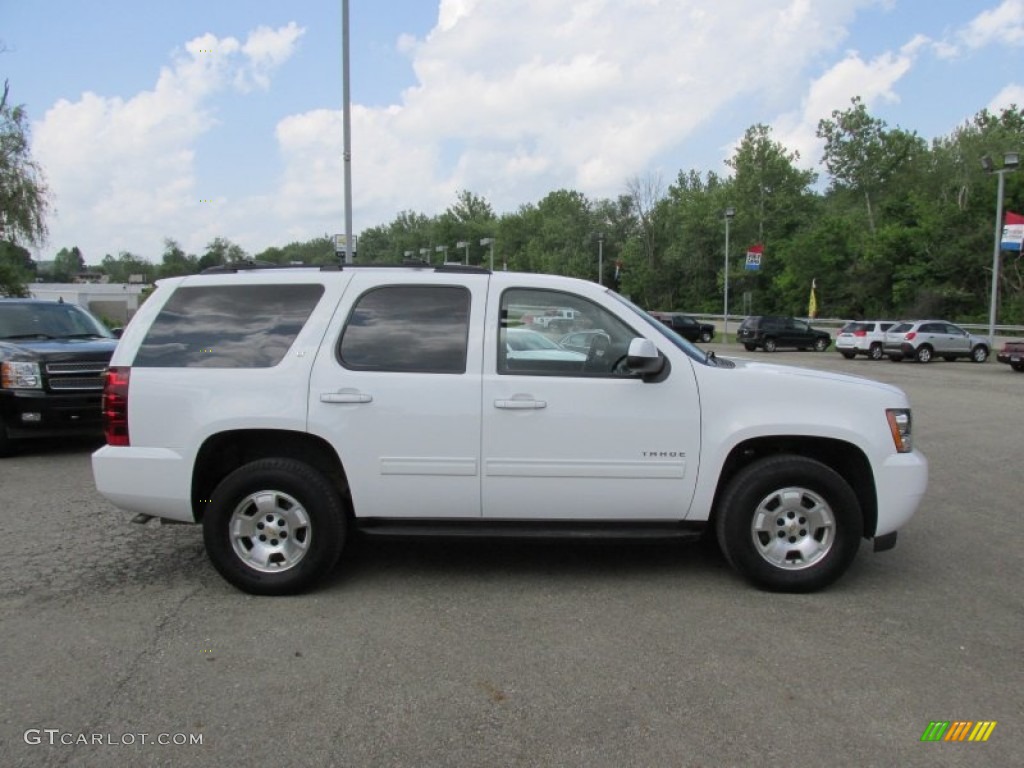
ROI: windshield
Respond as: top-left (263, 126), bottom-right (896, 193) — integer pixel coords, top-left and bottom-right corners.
top-left (607, 291), bottom-right (712, 365)
top-left (0, 302), bottom-right (115, 340)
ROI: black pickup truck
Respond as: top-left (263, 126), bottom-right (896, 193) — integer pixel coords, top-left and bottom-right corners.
top-left (0, 299), bottom-right (119, 456)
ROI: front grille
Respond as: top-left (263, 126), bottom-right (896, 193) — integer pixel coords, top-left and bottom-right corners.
top-left (49, 377), bottom-right (105, 391)
top-left (45, 360), bottom-right (109, 392)
top-left (46, 361), bottom-right (109, 375)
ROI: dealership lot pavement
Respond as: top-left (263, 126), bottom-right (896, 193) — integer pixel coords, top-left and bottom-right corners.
top-left (1, 347), bottom-right (1020, 767)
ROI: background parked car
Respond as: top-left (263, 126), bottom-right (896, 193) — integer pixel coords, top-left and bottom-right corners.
top-left (502, 327), bottom-right (587, 362)
top-left (835, 320), bottom-right (897, 360)
top-left (996, 339), bottom-right (1024, 371)
top-left (648, 311), bottom-right (715, 343)
top-left (736, 315), bottom-right (831, 352)
top-left (883, 321), bottom-right (989, 363)
top-left (557, 329), bottom-right (610, 355)
top-left (1, 298), bottom-right (119, 456)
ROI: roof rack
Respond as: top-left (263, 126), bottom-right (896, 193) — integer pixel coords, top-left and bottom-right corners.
top-left (201, 260), bottom-right (491, 275)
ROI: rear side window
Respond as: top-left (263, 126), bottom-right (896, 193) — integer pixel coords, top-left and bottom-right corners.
top-left (339, 285), bottom-right (470, 373)
top-left (134, 284), bottom-right (324, 368)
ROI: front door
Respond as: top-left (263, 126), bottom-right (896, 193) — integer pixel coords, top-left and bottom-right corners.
top-left (480, 284), bottom-right (700, 521)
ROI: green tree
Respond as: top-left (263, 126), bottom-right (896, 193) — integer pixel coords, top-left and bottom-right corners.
top-left (158, 238), bottom-right (198, 277)
top-left (0, 240), bottom-right (34, 296)
top-left (100, 251), bottom-right (155, 283)
top-left (52, 246), bottom-right (85, 281)
top-left (198, 237), bottom-right (247, 271)
top-left (0, 80), bottom-right (50, 248)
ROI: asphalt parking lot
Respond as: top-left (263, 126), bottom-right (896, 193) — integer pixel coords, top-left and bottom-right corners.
top-left (1, 346), bottom-right (1020, 768)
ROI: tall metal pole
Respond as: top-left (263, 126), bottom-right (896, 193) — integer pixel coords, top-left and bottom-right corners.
top-left (723, 207), bottom-right (734, 340)
top-left (342, 0), bottom-right (354, 264)
top-left (987, 169), bottom-right (1006, 344)
top-left (597, 233), bottom-right (604, 286)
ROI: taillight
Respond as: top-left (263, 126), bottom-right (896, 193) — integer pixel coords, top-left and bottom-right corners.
top-left (103, 366), bottom-right (131, 446)
top-left (905, 332), bottom-right (917, 340)
top-left (853, 330), bottom-right (867, 337)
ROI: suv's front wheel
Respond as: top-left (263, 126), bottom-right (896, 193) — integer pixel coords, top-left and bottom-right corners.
top-left (715, 455), bottom-right (862, 592)
top-left (203, 458), bottom-right (347, 595)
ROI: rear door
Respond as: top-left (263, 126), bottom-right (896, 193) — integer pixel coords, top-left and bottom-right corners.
top-left (307, 272), bottom-right (487, 519)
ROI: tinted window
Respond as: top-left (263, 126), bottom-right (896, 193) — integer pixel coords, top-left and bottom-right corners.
top-left (890, 323), bottom-right (912, 333)
top-left (339, 285), bottom-right (470, 373)
top-left (135, 284), bottom-right (324, 368)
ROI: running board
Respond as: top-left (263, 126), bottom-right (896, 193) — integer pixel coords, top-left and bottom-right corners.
top-left (355, 519), bottom-right (705, 541)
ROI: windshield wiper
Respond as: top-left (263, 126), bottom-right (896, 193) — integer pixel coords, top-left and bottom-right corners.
top-left (61, 333), bottom-right (109, 339)
top-left (2, 333), bottom-right (57, 340)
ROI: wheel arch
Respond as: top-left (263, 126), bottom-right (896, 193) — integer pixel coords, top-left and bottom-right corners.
top-left (708, 435), bottom-right (878, 538)
top-left (192, 429), bottom-right (351, 522)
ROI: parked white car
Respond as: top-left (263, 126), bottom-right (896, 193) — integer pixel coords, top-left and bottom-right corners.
top-left (835, 321), bottom-right (898, 360)
top-left (92, 265), bottom-right (927, 595)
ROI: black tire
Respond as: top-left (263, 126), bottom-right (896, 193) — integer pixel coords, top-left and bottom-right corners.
top-left (915, 345), bottom-right (933, 363)
top-left (888, 354), bottom-right (903, 362)
top-left (0, 421), bottom-right (14, 458)
top-left (743, 343), bottom-right (757, 351)
top-left (699, 329), bottom-right (713, 343)
top-left (203, 458), bottom-right (347, 595)
top-left (840, 351), bottom-right (856, 360)
top-left (763, 338), bottom-right (777, 353)
top-left (1012, 362), bottom-right (1024, 372)
top-left (942, 356), bottom-right (956, 362)
top-left (869, 344), bottom-right (883, 361)
top-left (971, 345), bottom-right (988, 363)
top-left (715, 455), bottom-right (863, 592)
top-left (813, 337), bottom-right (829, 352)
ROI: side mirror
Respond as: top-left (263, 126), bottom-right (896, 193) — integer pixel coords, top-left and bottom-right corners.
top-left (112, 328), bottom-right (124, 339)
top-left (626, 338), bottom-right (665, 378)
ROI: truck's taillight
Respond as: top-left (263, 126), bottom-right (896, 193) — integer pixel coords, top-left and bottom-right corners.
top-left (103, 366), bottom-right (131, 446)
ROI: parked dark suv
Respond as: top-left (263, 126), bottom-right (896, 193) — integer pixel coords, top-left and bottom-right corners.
top-left (737, 315), bottom-right (831, 352)
top-left (0, 299), bottom-right (119, 456)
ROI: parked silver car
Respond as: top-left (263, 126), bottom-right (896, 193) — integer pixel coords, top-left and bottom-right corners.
top-left (883, 320), bottom-right (989, 363)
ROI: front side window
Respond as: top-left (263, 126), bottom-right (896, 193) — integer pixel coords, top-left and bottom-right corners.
top-left (499, 288), bottom-right (639, 377)
top-left (339, 285), bottom-right (470, 373)
top-left (134, 284), bottom-right (324, 368)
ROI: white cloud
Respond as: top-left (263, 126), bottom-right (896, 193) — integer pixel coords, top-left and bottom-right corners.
top-left (32, 24), bottom-right (304, 260)
top-left (961, 0), bottom-right (1024, 49)
top-left (272, 0), bottom-right (878, 235)
top-left (766, 46), bottom-right (916, 170)
top-left (988, 83), bottom-right (1024, 112)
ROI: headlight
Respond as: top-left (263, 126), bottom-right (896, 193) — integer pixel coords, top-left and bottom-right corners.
top-left (886, 408), bottom-right (912, 453)
top-left (1, 361), bottom-right (43, 389)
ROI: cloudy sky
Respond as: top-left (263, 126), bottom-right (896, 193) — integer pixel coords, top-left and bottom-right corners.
top-left (3, 0), bottom-right (1022, 263)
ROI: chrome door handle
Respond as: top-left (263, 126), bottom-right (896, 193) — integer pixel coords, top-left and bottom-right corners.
top-left (495, 398), bottom-right (546, 409)
top-left (320, 391), bottom-right (372, 404)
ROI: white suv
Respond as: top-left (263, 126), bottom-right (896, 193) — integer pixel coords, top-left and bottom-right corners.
top-left (835, 321), bottom-right (898, 360)
top-left (92, 264), bottom-right (927, 595)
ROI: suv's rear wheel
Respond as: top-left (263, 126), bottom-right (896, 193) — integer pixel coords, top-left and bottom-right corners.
top-left (840, 351), bottom-right (856, 359)
top-left (700, 329), bottom-right (713, 343)
top-left (203, 458), bottom-right (347, 595)
top-left (743, 343), bottom-right (757, 351)
top-left (763, 338), bottom-right (777, 352)
top-left (915, 345), bottom-right (933, 363)
top-left (715, 456), bottom-right (862, 592)
top-left (813, 338), bottom-right (828, 352)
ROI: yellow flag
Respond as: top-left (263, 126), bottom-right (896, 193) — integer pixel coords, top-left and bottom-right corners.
top-left (808, 279), bottom-right (817, 318)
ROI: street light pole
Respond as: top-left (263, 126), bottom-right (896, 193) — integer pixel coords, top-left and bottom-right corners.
top-left (597, 233), bottom-right (604, 286)
top-left (983, 152), bottom-right (1019, 344)
top-left (341, 0), bottom-right (354, 264)
top-left (480, 238), bottom-right (495, 270)
top-left (456, 241), bottom-right (469, 265)
top-left (723, 207), bottom-right (735, 340)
